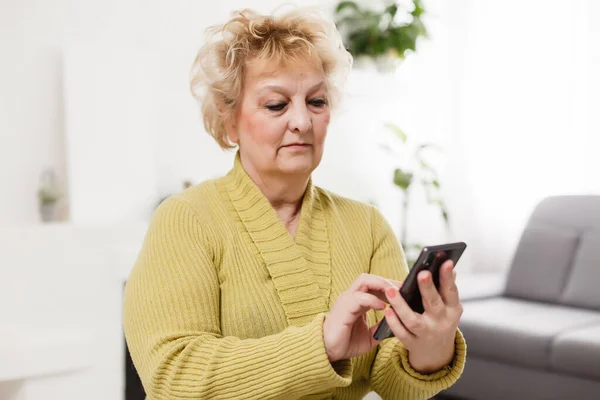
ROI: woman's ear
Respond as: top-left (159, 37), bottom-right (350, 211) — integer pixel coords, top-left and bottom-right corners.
top-left (218, 99), bottom-right (239, 145)
top-left (224, 118), bottom-right (239, 144)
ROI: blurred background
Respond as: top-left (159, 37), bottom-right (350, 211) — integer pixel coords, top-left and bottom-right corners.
top-left (1, 0), bottom-right (599, 399)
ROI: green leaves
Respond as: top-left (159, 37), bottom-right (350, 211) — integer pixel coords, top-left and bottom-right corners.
top-left (334, 1), bottom-right (360, 14)
top-left (442, 207), bottom-right (449, 225)
top-left (430, 199), bottom-right (451, 228)
top-left (412, 0), bottom-right (425, 18)
top-left (381, 120), bottom-right (451, 247)
top-left (334, 0), bottom-right (427, 60)
top-left (394, 168), bottom-right (413, 190)
top-left (384, 4), bottom-right (398, 20)
top-left (384, 123), bottom-right (407, 143)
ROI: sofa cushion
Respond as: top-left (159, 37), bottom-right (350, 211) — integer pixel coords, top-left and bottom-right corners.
top-left (551, 324), bottom-right (600, 380)
top-left (530, 196), bottom-right (600, 231)
top-left (504, 225), bottom-right (579, 303)
top-left (560, 230), bottom-right (600, 310)
top-left (459, 297), bottom-right (600, 369)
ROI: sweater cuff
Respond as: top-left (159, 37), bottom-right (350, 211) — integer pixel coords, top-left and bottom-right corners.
top-left (308, 313), bottom-right (354, 387)
top-left (398, 328), bottom-right (467, 383)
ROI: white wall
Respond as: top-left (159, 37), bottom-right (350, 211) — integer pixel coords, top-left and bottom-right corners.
top-left (4, 0), bottom-right (600, 262)
top-left (0, 0), bottom-right (454, 230)
top-left (0, 2), bottom-right (458, 398)
top-left (450, 0), bottom-right (600, 271)
top-left (3, 0), bottom-right (600, 399)
top-left (0, 0), bottom-right (70, 224)
top-left (63, 43), bottom-right (160, 225)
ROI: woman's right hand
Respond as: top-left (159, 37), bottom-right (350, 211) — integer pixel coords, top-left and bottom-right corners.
top-left (323, 273), bottom-right (401, 362)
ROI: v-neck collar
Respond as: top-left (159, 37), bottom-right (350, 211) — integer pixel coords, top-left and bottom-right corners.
top-left (222, 152), bottom-right (331, 326)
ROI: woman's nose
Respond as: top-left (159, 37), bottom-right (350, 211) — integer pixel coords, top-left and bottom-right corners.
top-left (287, 103), bottom-right (312, 133)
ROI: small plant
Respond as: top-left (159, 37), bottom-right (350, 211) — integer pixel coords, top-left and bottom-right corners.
top-left (38, 169), bottom-right (60, 205)
top-left (380, 123), bottom-right (450, 266)
top-left (38, 169), bottom-right (61, 222)
top-left (334, 0), bottom-right (428, 67)
top-left (38, 186), bottom-right (60, 206)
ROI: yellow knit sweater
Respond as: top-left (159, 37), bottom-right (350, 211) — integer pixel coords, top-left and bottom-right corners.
top-left (123, 154), bottom-right (466, 400)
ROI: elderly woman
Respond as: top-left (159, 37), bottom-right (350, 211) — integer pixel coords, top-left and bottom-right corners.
top-left (123, 7), bottom-right (466, 400)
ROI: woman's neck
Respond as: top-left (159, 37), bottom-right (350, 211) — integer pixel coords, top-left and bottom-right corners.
top-left (241, 158), bottom-right (309, 234)
top-left (251, 171), bottom-right (308, 212)
top-left (255, 174), bottom-right (308, 236)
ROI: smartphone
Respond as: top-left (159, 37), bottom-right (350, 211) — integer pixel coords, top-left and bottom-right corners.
top-left (373, 241), bottom-right (467, 341)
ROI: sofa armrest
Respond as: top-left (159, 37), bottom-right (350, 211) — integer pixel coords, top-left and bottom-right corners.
top-left (456, 272), bottom-right (507, 301)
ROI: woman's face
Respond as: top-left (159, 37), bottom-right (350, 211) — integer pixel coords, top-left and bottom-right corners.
top-left (227, 57), bottom-right (330, 179)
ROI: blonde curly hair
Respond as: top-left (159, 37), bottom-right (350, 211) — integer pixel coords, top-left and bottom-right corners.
top-left (189, 7), bottom-right (353, 149)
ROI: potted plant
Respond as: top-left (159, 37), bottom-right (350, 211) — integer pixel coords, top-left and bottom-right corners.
top-left (334, 0), bottom-right (428, 72)
top-left (380, 123), bottom-right (450, 266)
top-left (38, 169), bottom-right (61, 222)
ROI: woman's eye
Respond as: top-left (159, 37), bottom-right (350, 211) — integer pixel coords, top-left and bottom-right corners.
top-left (309, 98), bottom-right (327, 107)
top-left (266, 103), bottom-right (286, 112)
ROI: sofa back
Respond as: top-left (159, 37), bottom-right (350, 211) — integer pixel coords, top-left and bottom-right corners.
top-left (504, 196), bottom-right (600, 310)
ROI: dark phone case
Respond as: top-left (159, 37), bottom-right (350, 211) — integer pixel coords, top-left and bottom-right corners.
top-left (372, 242), bottom-right (467, 341)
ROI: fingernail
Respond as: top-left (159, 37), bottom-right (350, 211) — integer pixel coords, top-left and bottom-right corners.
top-left (385, 307), bottom-right (394, 317)
top-left (386, 287), bottom-right (397, 299)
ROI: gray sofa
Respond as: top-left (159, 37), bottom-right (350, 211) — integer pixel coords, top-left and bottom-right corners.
top-left (441, 195), bottom-right (600, 400)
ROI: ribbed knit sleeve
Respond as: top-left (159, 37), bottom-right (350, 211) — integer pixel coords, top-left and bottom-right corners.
top-left (367, 207), bottom-right (467, 399)
top-left (123, 197), bottom-right (352, 400)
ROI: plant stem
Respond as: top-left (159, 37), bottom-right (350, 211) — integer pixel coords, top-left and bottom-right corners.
top-left (401, 188), bottom-right (409, 247)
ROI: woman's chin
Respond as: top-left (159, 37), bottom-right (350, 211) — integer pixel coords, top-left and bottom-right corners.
top-left (279, 158), bottom-right (318, 176)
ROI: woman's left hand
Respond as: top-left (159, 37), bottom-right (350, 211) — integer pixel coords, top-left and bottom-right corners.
top-left (384, 260), bottom-right (462, 374)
